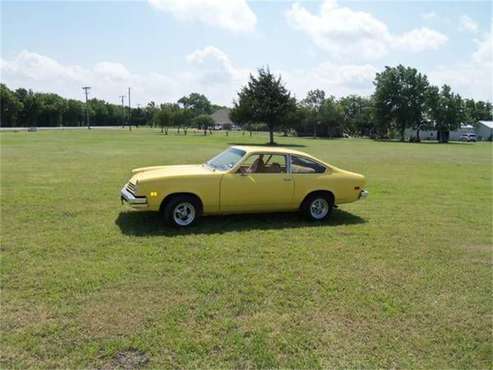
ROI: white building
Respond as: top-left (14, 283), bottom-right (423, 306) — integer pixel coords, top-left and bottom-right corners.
top-left (405, 122), bottom-right (492, 141)
top-left (477, 121), bottom-right (493, 140)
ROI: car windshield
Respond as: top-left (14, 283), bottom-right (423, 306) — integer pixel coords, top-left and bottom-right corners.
top-left (206, 148), bottom-right (246, 171)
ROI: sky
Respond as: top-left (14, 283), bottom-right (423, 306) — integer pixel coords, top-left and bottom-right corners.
top-left (1, 0), bottom-right (492, 106)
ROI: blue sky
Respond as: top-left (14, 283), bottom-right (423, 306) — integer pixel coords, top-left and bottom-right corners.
top-left (1, 0), bottom-right (492, 106)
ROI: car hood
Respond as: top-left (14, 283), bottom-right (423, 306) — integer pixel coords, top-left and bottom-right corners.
top-left (131, 164), bottom-right (212, 182)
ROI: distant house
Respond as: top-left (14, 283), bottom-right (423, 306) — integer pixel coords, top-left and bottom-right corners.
top-left (477, 121), bottom-right (493, 140)
top-left (210, 108), bottom-right (239, 130)
top-left (405, 122), bottom-right (492, 141)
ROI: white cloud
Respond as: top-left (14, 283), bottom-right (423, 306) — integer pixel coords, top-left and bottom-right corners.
top-left (459, 15), bottom-right (479, 34)
top-left (185, 46), bottom-right (252, 103)
top-left (472, 32), bottom-right (492, 65)
top-left (286, 0), bottom-right (389, 59)
top-left (429, 32), bottom-right (493, 101)
top-left (93, 62), bottom-right (131, 81)
top-left (0, 49), bottom-right (251, 106)
top-left (286, 0), bottom-right (448, 59)
top-left (281, 62), bottom-right (378, 99)
top-left (2, 37), bottom-right (491, 109)
top-left (0, 50), bottom-right (184, 104)
top-left (394, 27), bottom-right (448, 52)
top-left (186, 46), bottom-right (248, 83)
top-left (148, 0), bottom-right (256, 32)
top-left (421, 11), bottom-right (437, 21)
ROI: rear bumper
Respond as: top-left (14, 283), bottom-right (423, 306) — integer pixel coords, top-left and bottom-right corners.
top-left (121, 186), bottom-right (148, 208)
top-left (359, 190), bottom-right (369, 199)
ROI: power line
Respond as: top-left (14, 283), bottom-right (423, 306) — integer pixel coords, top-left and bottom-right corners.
top-left (82, 86), bottom-right (91, 129)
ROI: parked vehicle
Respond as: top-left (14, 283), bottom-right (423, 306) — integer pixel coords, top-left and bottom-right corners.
top-left (121, 146), bottom-right (368, 227)
top-left (460, 133), bottom-right (477, 142)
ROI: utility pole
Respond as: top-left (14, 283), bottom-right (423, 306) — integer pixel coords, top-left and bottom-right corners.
top-left (128, 87), bottom-right (132, 131)
top-left (82, 86), bottom-right (91, 129)
top-left (119, 95), bottom-right (126, 127)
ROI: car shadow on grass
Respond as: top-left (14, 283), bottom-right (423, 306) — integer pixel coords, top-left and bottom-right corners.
top-left (115, 208), bottom-right (366, 237)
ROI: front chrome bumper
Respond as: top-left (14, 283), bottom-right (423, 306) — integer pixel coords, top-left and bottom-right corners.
top-left (121, 186), bottom-right (148, 208)
top-left (359, 190), bottom-right (369, 199)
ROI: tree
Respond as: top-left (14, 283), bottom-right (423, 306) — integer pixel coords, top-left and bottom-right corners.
top-left (232, 68), bottom-right (296, 144)
top-left (15, 88), bottom-right (40, 127)
top-left (230, 96), bottom-right (256, 136)
top-left (0, 84), bottom-right (23, 127)
top-left (319, 96), bottom-right (345, 137)
top-left (192, 114), bottom-right (215, 135)
top-left (154, 103), bottom-right (179, 134)
top-left (339, 95), bottom-right (374, 137)
top-left (178, 93), bottom-right (212, 117)
top-left (427, 84), bottom-right (464, 143)
top-left (373, 65), bottom-right (430, 140)
top-left (63, 99), bottom-right (84, 126)
top-left (302, 89), bottom-right (325, 138)
top-left (37, 93), bottom-right (67, 126)
top-left (464, 98), bottom-right (493, 124)
top-left (174, 108), bottom-right (193, 135)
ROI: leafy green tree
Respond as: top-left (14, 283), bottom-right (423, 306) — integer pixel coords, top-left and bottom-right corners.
top-left (280, 103), bottom-right (306, 136)
top-left (174, 107), bottom-right (193, 135)
top-left (319, 96), bottom-right (345, 137)
top-left (339, 95), bottom-right (374, 136)
top-left (63, 99), bottom-right (84, 126)
top-left (178, 93), bottom-right (212, 117)
top-left (37, 93), bottom-right (67, 126)
top-left (0, 84), bottom-right (23, 127)
top-left (302, 89), bottom-right (325, 138)
top-left (154, 103), bottom-right (180, 134)
top-left (230, 96), bottom-right (256, 136)
top-left (15, 88), bottom-right (40, 127)
top-left (373, 65), bottom-right (430, 140)
top-left (131, 105), bottom-right (147, 127)
top-left (427, 85), bottom-right (464, 143)
top-left (192, 114), bottom-right (215, 135)
top-left (232, 68), bottom-right (296, 144)
top-left (464, 99), bottom-right (493, 124)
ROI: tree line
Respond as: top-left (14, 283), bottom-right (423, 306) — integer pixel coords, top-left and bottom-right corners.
top-left (231, 66), bottom-right (492, 144)
top-left (1, 64), bottom-right (492, 143)
top-left (0, 84), bottom-right (224, 134)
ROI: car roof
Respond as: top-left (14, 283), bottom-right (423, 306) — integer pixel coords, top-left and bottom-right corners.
top-left (231, 145), bottom-right (314, 157)
top-left (229, 145), bottom-right (338, 170)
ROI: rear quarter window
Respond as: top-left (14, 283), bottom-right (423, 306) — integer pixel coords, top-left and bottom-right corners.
top-left (290, 156), bottom-right (326, 174)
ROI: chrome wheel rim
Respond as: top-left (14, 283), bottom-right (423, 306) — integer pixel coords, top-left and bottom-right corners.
top-left (310, 198), bottom-right (329, 219)
top-left (173, 202), bottom-right (195, 226)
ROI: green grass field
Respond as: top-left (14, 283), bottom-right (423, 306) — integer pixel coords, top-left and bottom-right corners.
top-left (1, 129), bottom-right (492, 369)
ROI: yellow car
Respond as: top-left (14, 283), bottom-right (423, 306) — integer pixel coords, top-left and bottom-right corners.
top-left (121, 146), bottom-right (368, 227)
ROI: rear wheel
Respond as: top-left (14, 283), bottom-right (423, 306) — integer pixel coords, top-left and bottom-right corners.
top-left (302, 193), bottom-right (333, 221)
top-left (163, 195), bottom-right (201, 227)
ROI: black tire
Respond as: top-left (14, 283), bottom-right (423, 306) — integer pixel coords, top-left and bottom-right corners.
top-left (301, 192), bottom-right (334, 221)
top-left (163, 195), bottom-right (201, 227)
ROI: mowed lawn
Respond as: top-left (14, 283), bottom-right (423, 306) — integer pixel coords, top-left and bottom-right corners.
top-left (1, 129), bottom-right (492, 369)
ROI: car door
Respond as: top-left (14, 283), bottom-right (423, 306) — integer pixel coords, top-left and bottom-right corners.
top-left (290, 155), bottom-right (329, 203)
top-left (220, 153), bottom-right (294, 212)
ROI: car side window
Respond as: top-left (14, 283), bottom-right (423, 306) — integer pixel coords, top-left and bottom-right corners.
top-left (239, 154), bottom-right (287, 174)
top-left (290, 155), bottom-right (326, 174)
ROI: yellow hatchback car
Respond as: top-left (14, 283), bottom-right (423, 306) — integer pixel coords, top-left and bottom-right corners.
top-left (121, 146), bottom-right (368, 227)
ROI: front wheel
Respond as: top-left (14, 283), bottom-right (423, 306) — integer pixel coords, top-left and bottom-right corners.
top-left (301, 193), bottom-right (333, 221)
top-left (163, 195), bottom-right (200, 227)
